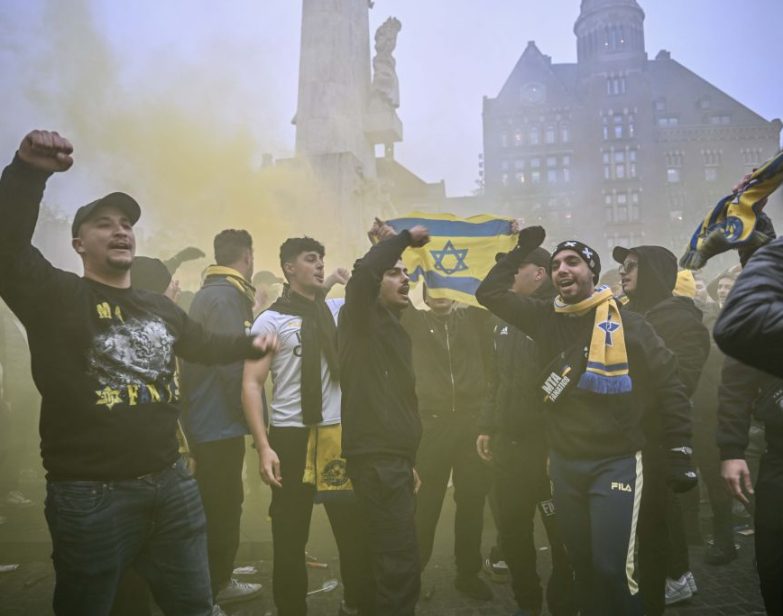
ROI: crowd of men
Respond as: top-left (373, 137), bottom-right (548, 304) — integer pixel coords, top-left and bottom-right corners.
top-left (0, 128), bottom-right (781, 616)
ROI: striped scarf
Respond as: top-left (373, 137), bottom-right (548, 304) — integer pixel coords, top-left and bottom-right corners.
top-left (203, 265), bottom-right (256, 304)
top-left (554, 285), bottom-right (632, 395)
top-left (680, 150), bottom-right (783, 270)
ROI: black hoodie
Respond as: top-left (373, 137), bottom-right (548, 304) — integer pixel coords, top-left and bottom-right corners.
top-left (617, 246), bottom-right (711, 400)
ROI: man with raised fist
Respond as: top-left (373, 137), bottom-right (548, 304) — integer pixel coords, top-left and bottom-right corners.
top-left (0, 130), bottom-right (277, 616)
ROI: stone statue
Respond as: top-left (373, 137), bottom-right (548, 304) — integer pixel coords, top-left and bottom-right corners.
top-left (371, 17), bottom-right (402, 109)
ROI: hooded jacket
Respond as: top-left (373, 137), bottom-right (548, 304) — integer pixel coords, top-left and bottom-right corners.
top-left (478, 278), bottom-right (556, 440)
top-left (618, 245), bottom-right (711, 399)
top-left (401, 303), bottom-right (494, 416)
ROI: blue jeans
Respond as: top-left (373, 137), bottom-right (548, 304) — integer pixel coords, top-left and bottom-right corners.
top-left (45, 456), bottom-right (212, 616)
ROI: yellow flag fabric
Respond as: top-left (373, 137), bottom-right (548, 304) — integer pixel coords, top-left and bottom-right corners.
top-left (387, 212), bottom-right (517, 307)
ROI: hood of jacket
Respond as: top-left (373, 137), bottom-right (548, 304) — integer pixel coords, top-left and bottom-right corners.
top-left (615, 245), bottom-right (678, 313)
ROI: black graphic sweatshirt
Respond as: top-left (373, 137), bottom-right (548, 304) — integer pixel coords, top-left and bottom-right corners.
top-left (0, 155), bottom-right (263, 480)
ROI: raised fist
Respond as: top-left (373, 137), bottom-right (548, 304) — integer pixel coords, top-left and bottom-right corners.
top-left (18, 130), bottom-right (74, 173)
top-left (408, 225), bottom-right (430, 248)
top-left (517, 226), bottom-right (545, 254)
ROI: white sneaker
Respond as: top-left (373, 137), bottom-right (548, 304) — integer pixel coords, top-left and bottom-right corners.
top-left (685, 571), bottom-right (698, 594)
top-left (215, 578), bottom-right (263, 605)
top-left (664, 575), bottom-right (693, 606)
top-left (5, 491), bottom-right (33, 507)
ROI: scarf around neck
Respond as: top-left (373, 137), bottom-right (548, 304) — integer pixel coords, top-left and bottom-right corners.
top-left (554, 285), bottom-right (632, 395)
top-left (269, 285), bottom-right (339, 425)
top-left (203, 265), bottom-right (256, 305)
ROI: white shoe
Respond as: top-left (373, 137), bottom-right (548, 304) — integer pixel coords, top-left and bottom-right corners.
top-left (664, 575), bottom-right (693, 606)
top-left (5, 491), bottom-right (33, 507)
top-left (685, 571), bottom-right (698, 594)
top-left (215, 578), bottom-right (263, 605)
top-left (211, 605), bottom-right (229, 616)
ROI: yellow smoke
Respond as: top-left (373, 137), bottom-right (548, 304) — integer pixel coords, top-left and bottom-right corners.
top-left (15, 0), bottom-right (350, 288)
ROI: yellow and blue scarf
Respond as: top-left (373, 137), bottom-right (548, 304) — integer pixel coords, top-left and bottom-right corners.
top-left (554, 285), bottom-right (632, 395)
top-left (303, 423), bottom-right (353, 502)
top-left (680, 150), bottom-right (783, 270)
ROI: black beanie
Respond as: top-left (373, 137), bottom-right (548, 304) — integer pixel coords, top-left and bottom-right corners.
top-left (552, 240), bottom-right (602, 284)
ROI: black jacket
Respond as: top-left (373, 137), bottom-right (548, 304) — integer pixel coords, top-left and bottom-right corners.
top-left (713, 237), bottom-right (783, 457)
top-left (717, 355), bottom-right (779, 459)
top-left (477, 248), bottom-right (692, 460)
top-left (714, 236), bottom-right (783, 379)
top-left (401, 304), bottom-right (494, 416)
top-left (478, 279), bottom-right (555, 440)
top-left (339, 232), bottom-right (421, 462)
top-left (624, 246), bottom-right (710, 399)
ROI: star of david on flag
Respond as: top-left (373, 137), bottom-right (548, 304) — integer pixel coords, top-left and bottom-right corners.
top-left (385, 212), bottom-right (517, 307)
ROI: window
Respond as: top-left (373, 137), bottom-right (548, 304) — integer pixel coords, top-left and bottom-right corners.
top-left (529, 127), bottom-right (540, 145)
top-left (501, 173), bottom-right (510, 186)
top-left (545, 126), bottom-right (556, 144)
top-left (515, 172), bottom-right (526, 184)
top-left (563, 167), bottom-right (571, 183)
top-left (501, 160), bottom-right (510, 171)
top-left (547, 169), bottom-right (558, 184)
top-left (514, 159), bottom-right (525, 170)
top-left (546, 156), bottom-right (557, 168)
top-left (500, 133), bottom-right (509, 148)
top-left (531, 158), bottom-right (541, 169)
top-left (709, 115), bottom-right (731, 125)
top-left (654, 99), bottom-right (667, 112)
top-left (513, 130), bottom-right (524, 146)
top-left (667, 168), bottom-right (681, 183)
top-left (743, 148), bottom-right (763, 165)
top-left (606, 75), bottom-right (627, 96)
top-left (657, 117), bottom-right (679, 128)
top-left (531, 170), bottom-right (541, 184)
top-left (705, 167), bottom-right (718, 182)
top-left (561, 124), bottom-right (571, 143)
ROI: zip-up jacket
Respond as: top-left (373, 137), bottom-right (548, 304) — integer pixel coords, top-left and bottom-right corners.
top-left (401, 304), bottom-right (494, 416)
top-left (478, 279), bottom-right (555, 439)
top-left (477, 247), bottom-right (692, 460)
top-left (339, 232), bottom-right (421, 462)
top-left (181, 275), bottom-right (254, 445)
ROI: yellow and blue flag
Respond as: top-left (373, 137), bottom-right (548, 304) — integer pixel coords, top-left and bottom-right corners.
top-left (386, 212), bottom-right (517, 307)
top-left (680, 150), bottom-right (783, 270)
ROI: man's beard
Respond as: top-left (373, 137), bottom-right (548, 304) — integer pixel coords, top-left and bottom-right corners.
top-left (107, 256), bottom-right (133, 271)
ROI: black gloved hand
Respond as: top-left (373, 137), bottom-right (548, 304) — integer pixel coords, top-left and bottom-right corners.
top-left (667, 446), bottom-right (698, 493)
top-left (517, 226), bottom-right (546, 256)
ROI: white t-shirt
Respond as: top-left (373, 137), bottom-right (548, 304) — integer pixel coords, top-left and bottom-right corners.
top-left (251, 298), bottom-right (343, 428)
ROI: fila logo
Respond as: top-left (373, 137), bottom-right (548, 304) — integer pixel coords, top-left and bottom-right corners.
top-left (611, 481), bottom-right (632, 492)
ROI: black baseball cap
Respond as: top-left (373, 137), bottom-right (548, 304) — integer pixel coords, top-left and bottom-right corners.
top-left (71, 192), bottom-right (141, 238)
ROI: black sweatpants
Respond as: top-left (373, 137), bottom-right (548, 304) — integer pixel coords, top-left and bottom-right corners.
top-left (414, 412), bottom-right (490, 575)
top-left (637, 445), bottom-right (685, 616)
top-left (755, 449), bottom-right (783, 615)
top-left (347, 454), bottom-right (420, 616)
top-left (694, 416), bottom-right (735, 550)
top-left (549, 451), bottom-right (644, 616)
top-left (192, 435), bottom-right (246, 595)
top-left (268, 427), bottom-right (373, 616)
top-left (492, 434), bottom-right (575, 615)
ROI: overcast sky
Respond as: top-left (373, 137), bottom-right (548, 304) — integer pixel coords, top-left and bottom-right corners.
top-left (0, 0), bottom-right (780, 227)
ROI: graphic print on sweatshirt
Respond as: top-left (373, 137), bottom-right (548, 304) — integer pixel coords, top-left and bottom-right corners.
top-left (87, 302), bottom-right (179, 410)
